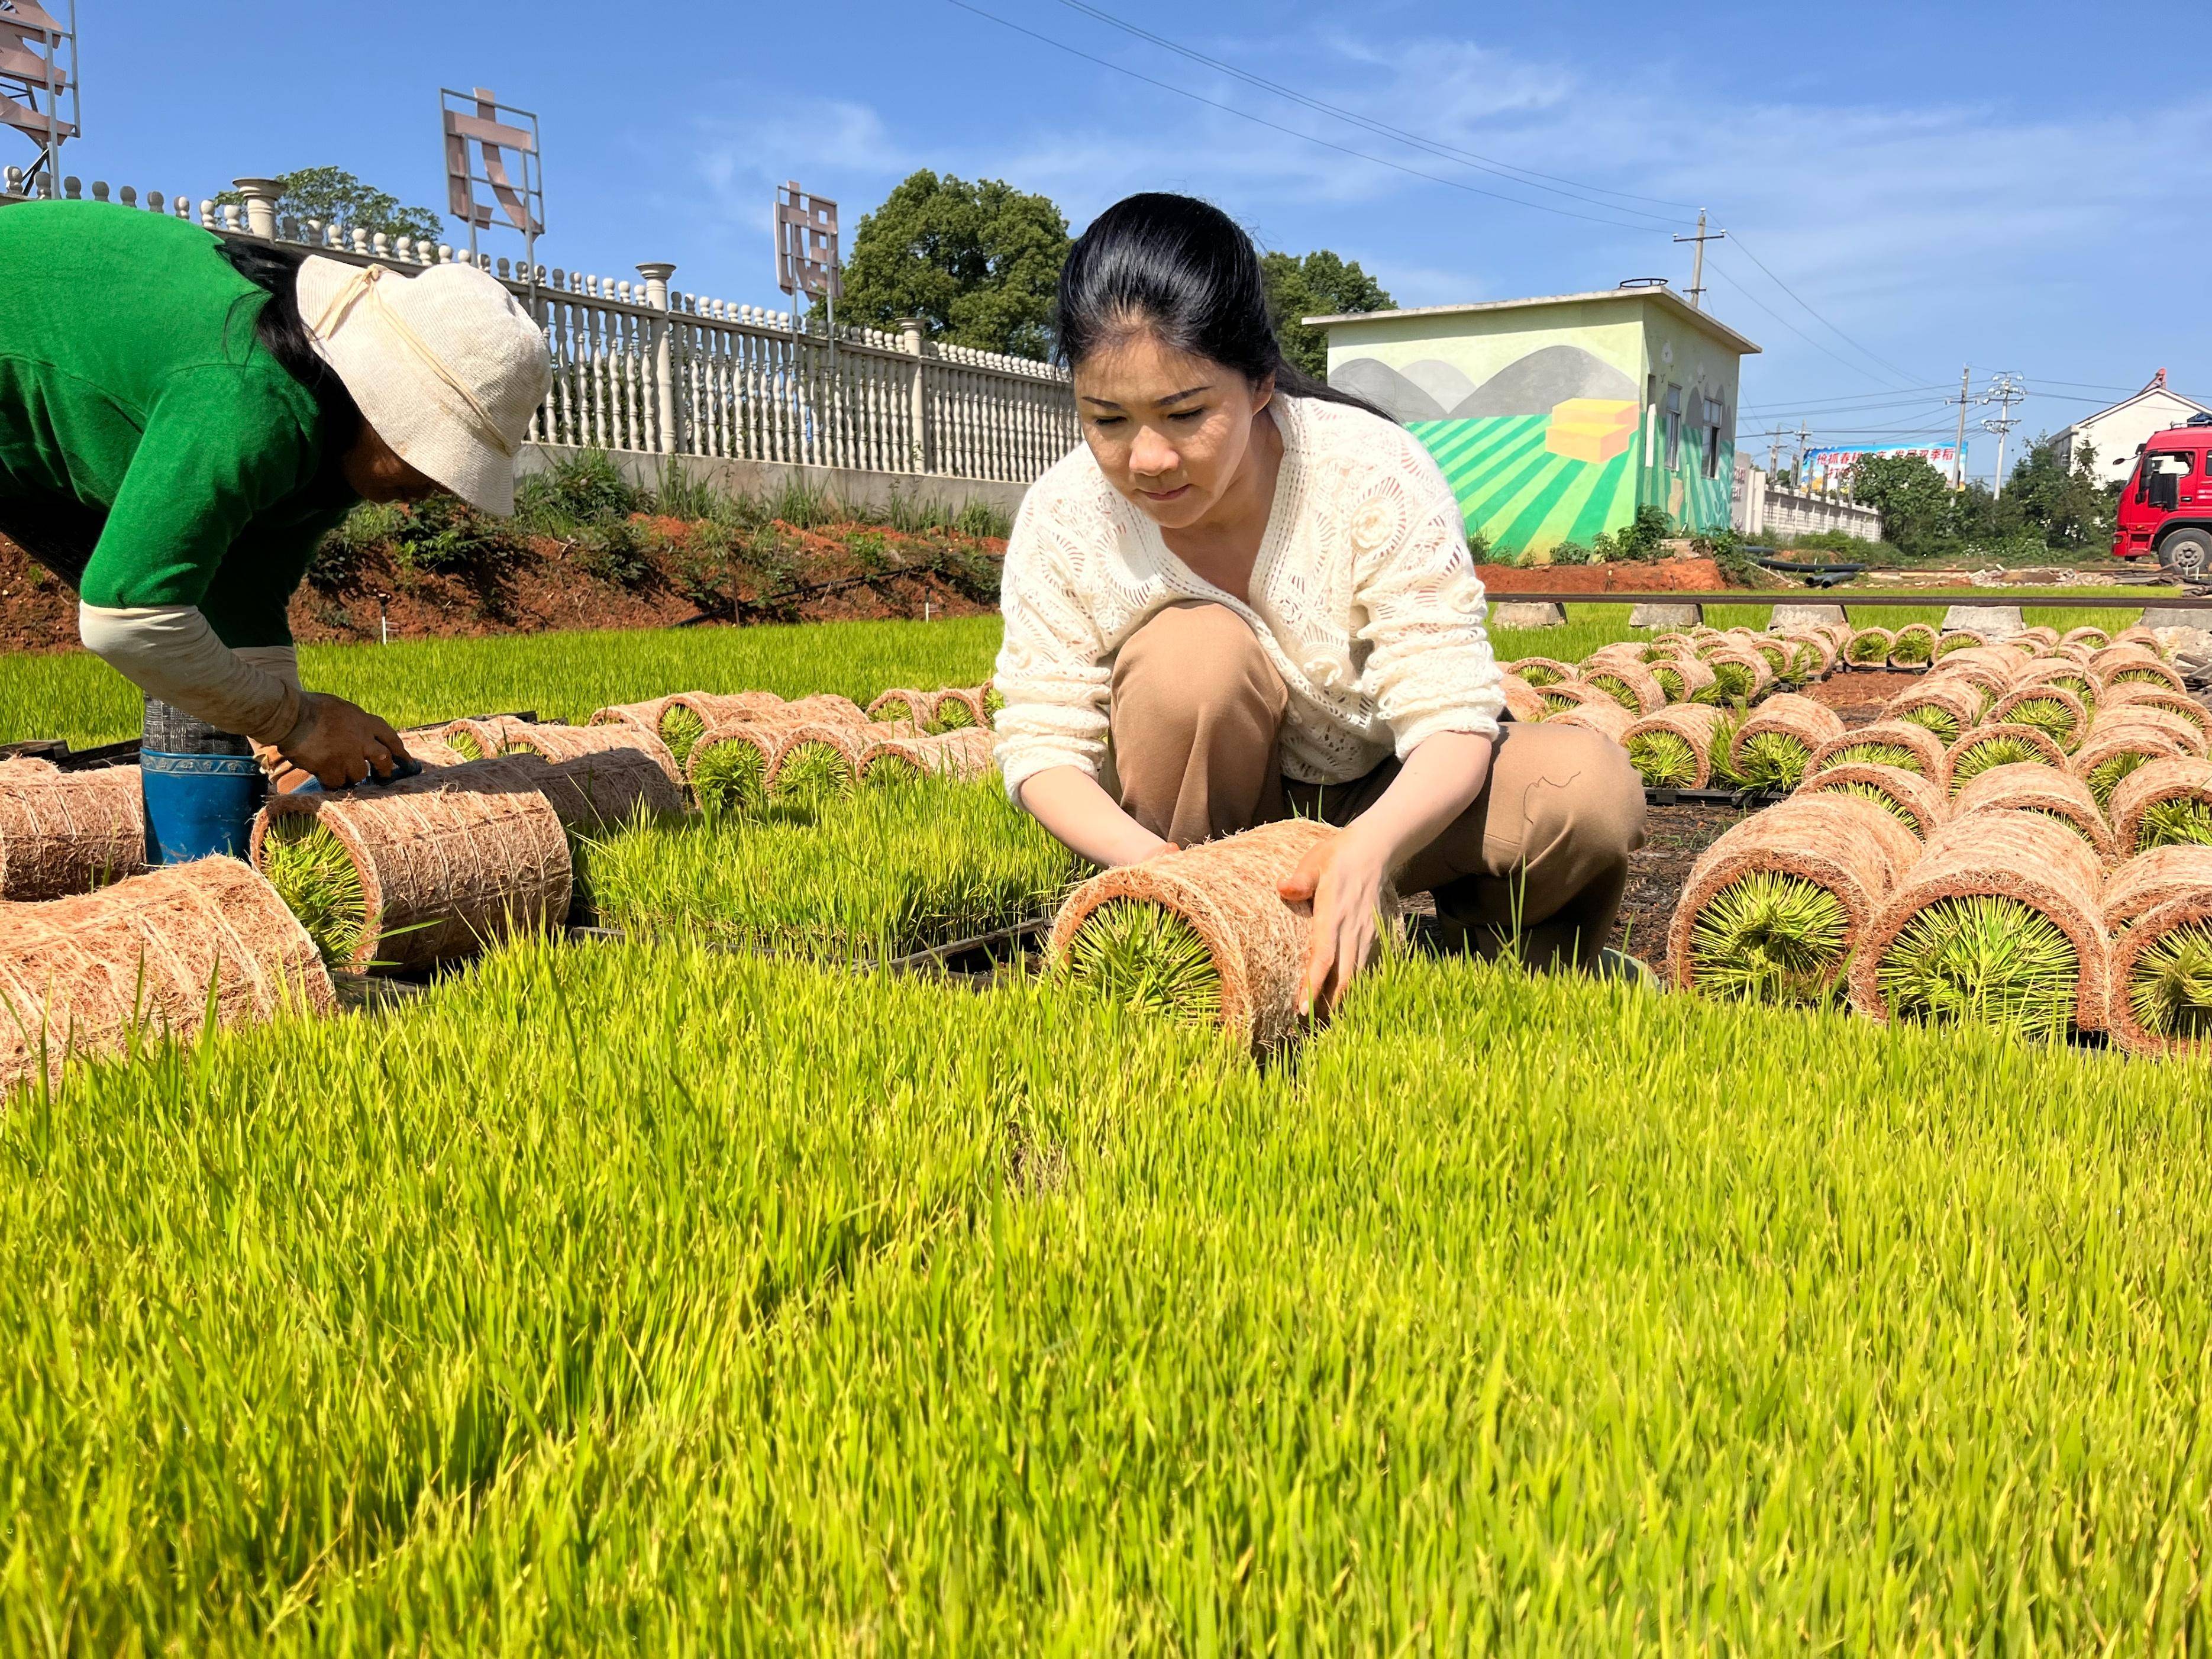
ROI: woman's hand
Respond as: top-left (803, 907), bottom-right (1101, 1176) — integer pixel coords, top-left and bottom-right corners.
top-left (272, 693), bottom-right (412, 789)
top-left (1277, 824), bottom-right (1394, 1018)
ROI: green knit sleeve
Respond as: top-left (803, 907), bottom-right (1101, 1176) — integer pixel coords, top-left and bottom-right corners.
top-left (77, 366), bottom-right (322, 620)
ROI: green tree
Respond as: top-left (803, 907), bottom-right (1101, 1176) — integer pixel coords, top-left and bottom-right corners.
top-left (2004, 435), bottom-right (2119, 551)
top-left (1260, 250), bottom-right (1393, 377)
top-left (213, 167), bottom-right (443, 243)
top-left (834, 170), bottom-right (1068, 360)
top-left (1842, 453), bottom-right (1959, 557)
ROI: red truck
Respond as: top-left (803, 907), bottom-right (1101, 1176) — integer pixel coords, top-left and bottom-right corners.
top-left (2114, 413), bottom-right (2212, 576)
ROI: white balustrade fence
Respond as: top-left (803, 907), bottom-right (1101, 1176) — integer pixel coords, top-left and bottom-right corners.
top-left (0, 168), bottom-right (1080, 487)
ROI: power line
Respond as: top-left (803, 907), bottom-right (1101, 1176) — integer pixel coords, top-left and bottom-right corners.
top-left (1701, 263), bottom-right (1917, 393)
top-left (1722, 232), bottom-right (1923, 390)
top-left (940, 0), bottom-right (1677, 233)
top-left (1051, 0), bottom-right (1699, 221)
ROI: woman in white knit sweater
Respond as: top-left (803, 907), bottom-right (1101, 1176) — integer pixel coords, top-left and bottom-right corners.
top-left (996, 194), bottom-right (1646, 1013)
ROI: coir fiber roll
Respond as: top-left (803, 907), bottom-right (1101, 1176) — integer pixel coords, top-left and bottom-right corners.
top-left (1704, 645), bottom-right (1774, 703)
top-left (857, 727), bottom-right (996, 785)
top-left (1845, 626), bottom-right (1895, 666)
top-left (2012, 657), bottom-right (2100, 706)
top-left (396, 727), bottom-right (472, 768)
top-left (1951, 762), bottom-right (2117, 863)
top-left (1050, 818), bottom-right (1361, 1051)
top-left (507, 748), bottom-right (686, 831)
top-left (2071, 722), bottom-right (2188, 811)
top-left (1551, 699), bottom-right (1632, 745)
top-left (1779, 629), bottom-right (1840, 674)
top-left (0, 767), bottom-right (147, 900)
top-left (0, 856), bottom-right (335, 1095)
top-left (1888, 622), bottom-right (1939, 666)
top-left (1884, 679), bottom-right (1982, 744)
top-left (1806, 720), bottom-right (1949, 784)
top-left (2103, 845), bottom-right (2212, 933)
top-left (1496, 673), bottom-right (1548, 724)
top-left (2095, 690), bottom-right (2209, 751)
top-left (2064, 627), bottom-right (2112, 648)
top-left (1666, 795), bottom-right (1919, 1002)
top-left (1989, 685), bottom-right (2090, 751)
top-left (1650, 656), bottom-right (1719, 705)
top-left (1625, 705), bottom-right (1730, 789)
top-left (866, 689), bottom-right (934, 724)
top-left (1581, 658), bottom-right (1665, 715)
top-left (1538, 680), bottom-right (1611, 716)
top-left (926, 688), bottom-right (991, 732)
top-left (1944, 724), bottom-right (2068, 793)
top-left (2103, 854), bottom-right (2212, 1057)
top-left (0, 756), bottom-right (57, 780)
top-left (1504, 656), bottom-right (1575, 688)
top-left (763, 722), bottom-right (867, 800)
top-left (2092, 650), bottom-right (2187, 695)
top-left (588, 694), bottom-right (683, 737)
top-left (1726, 693), bottom-right (1847, 789)
top-left (495, 719), bottom-right (684, 790)
top-left (250, 761), bottom-right (572, 973)
top-left (2109, 757), bottom-right (2212, 855)
top-left (1795, 763), bottom-right (1950, 838)
top-left (1847, 811), bottom-right (2107, 1034)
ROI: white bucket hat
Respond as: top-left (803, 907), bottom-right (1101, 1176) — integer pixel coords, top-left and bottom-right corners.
top-left (295, 256), bottom-right (552, 516)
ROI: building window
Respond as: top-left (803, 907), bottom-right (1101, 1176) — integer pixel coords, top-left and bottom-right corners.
top-left (1702, 396), bottom-right (1726, 480)
top-left (1664, 384), bottom-right (1683, 470)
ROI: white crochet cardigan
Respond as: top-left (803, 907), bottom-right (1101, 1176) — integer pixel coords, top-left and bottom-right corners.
top-left (993, 394), bottom-right (1504, 800)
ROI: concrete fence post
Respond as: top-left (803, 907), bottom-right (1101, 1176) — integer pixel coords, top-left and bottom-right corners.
top-left (897, 317), bottom-right (929, 475)
top-left (230, 177), bottom-right (282, 239)
top-left (637, 262), bottom-right (678, 456)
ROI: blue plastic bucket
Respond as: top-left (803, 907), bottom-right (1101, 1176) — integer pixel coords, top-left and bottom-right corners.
top-left (140, 750), bottom-right (267, 864)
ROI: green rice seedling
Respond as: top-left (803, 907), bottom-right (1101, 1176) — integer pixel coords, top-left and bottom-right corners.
top-left (1685, 871), bottom-right (1851, 1005)
top-left (869, 701), bottom-right (910, 723)
top-left (1749, 639), bottom-right (1794, 678)
top-left (1875, 894), bottom-right (2078, 1040)
top-left (2026, 805), bottom-right (2103, 848)
top-left (1510, 660), bottom-right (1570, 688)
top-left (1585, 671), bottom-right (1645, 714)
top-left (928, 696), bottom-right (978, 734)
top-left (2000, 694), bottom-right (2084, 750)
top-left (1709, 659), bottom-right (1758, 703)
top-left (1627, 729), bottom-right (1700, 787)
top-left (1895, 702), bottom-right (1962, 744)
top-left (2032, 669), bottom-right (2095, 709)
top-left (1704, 712), bottom-right (1747, 787)
top-left (860, 751), bottom-right (923, 786)
top-left (983, 685), bottom-right (1005, 718)
top-left (444, 727), bottom-right (484, 761)
top-left (2084, 749), bottom-right (2155, 808)
top-left (2127, 921), bottom-right (2212, 1040)
top-left (1539, 685), bottom-right (1588, 714)
top-left (1787, 640), bottom-right (1826, 680)
top-left (768, 737), bottom-right (855, 802)
top-left (689, 737), bottom-right (770, 815)
top-left (1733, 732), bottom-right (1816, 790)
top-left (1947, 731), bottom-right (2049, 792)
top-left (1933, 632), bottom-right (1982, 660)
top-left (1845, 631), bottom-right (1891, 665)
top-left (2136, 798), bottom-right (2212, 848)
top-left (257, 816), bottom-right (367, 965)
top-left (2110, 665), bottom-right (2178, 687)
top-left (1823, 739), bottom-right (1927, 774)
top-left (1825, 779), bottom-right (1922, 825)
top-left (659, 703), bottom-right (708, 770)
top-left (1063, 899), bottom-right (1225, 1025)
top-left (1889, 625), bottom-right (1937, 666)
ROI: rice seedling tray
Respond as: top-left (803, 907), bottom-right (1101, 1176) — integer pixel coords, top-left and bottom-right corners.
top-left (1643, 786), bottom-right (1789, 808)
top-left (564, 916), bottom-right (1050, 986)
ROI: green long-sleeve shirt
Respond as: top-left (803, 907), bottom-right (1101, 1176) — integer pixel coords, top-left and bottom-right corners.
top-left (0, 201), bottom-right (356, 648)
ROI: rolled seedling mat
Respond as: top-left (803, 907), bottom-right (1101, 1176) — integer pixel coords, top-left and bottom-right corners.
top-left (1649, 632), bottom-right (1700, 658)
top-left (1665, 795), bottom-right (1919, 1004)
top-left (1989, 685), bottom-right (2090, 752)
top-left (2101, 845), bottom-right (2212, 934)
top-left (1776, 631), bottom-right (1837, 679)
top-left (2092, 650), bottom-right (2188, 694)
top-left (0, 856), bottom-right (337, 1096)
top-left (1951, 763), bottom-right (2117, 864)
top-left (2099, 685), bottom-right (2211, 744)
top-left (1584, 642), bottom-right (1655, 669)
top-left (685, 723), bottom-right (788, 815)
top-left (1743, 636), bottom-right (1797, 681)
top-left (589, 695), bottom-right (682, 735)
top-left (2010, 625), bottom-right (2061, 650)
top-left (2011, 657), bottom-right (2100, 709)
top-left (2105, 885), bottom-right (2212, 1058)
top-left (431, 717), bottom-right (529, 764)
top-left (1943, 724), bottom-right (2069, 795)
top-left (1551, 699), bottom-right (1633, 746)
top-left (1883, 679), bottom-right (1983, 745)
top-left (1926, 661), bottom-right (2007, 713)
top-left (1050, 817), bottom-right (1373, 1051)
top-left (1845, 626), bottom-right (1895, 666)
top-left (2109, 757), bottom-right (2212, 855)
top-left (0, 766), bottom-right (147, 901)
top-left (1704, 647), bottom-right (1774, 705)
top-left (1795, 763), bottom-right (1950, 839)
top-left (2113, 627), bottom-right (2166, 653)
top-left (866, 688), bottom-right (935, 724)
top-left (1805, 720), bottom-right (1951, 785)
top-left (764, 722), bottom-right (867, 802)
top-left (925, 688), bottom-right (991, 733)
top-left (2087, 705), bottom-right (2204, 760)
top-left (1496, 673), bottom-right (1549, 724)
top-left (1505, 656), bottom-right (1576, 688)
top-left (396, 727), bottom-right (473, 769)
top-left (1538, 680), bottom-right (1611, 716)
top-left (250, 761), bottom-right (572, 974)
top-left (858, 726), bottom-right (997, 786)
top-left (1847, 811), bottom-right (2108, 1038)
top-left (508, 748), bottom-right (685, 833)
top-left (1581, 658), bottom-right (1665, 715)
top-left (495, 719), bottom-right (684, 790)
top-left (1625, 705), bottom-right (1731, 789)
top-left (1933, 631), bottom-right (1990, 661)
top-left (2063, 627), bottom-right (2113, 649)
top-left (2071, 723), bottom-right (2190, 811)
top-left (0, 756), bottom-right (59, 780)
top-left (655, 692), bottom-right (792, 772)
top-left (1887, 623), bottom-right (1939, 667)
top-left (1650, 655), bottom-right (1719, 705)
top-left (1726, 694), bottom-right (1848, 790)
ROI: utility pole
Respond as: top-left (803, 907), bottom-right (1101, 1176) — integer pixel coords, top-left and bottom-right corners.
top-left (1945, 364), bottom-right (1972, 489)
top-left (1794, 420), bottom-right (1811, 485)
top-left (1980, 373), bottom-right (2027, 498)
top-left (1672, 209), bottom-right (1727, 309)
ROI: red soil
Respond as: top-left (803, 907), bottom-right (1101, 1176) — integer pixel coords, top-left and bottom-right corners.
top-left (1478, 558), bottom-right (1727, 593)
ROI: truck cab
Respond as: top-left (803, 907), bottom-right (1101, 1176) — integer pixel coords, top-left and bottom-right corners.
top-left (2114, 413), bottom-right (2212, 577)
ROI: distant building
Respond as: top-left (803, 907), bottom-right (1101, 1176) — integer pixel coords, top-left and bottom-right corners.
top-left (2055, 371), bottom-right (2212, 488)
top-left (1307, 283), bottom-right (1759, 557)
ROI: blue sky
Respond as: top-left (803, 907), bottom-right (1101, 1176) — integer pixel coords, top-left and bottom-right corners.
top-left (72, 1), bottom-right (2204, 483)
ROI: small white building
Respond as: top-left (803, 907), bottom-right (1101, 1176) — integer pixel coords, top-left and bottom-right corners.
top-left (2055, 372), bottom-right (2212, 487)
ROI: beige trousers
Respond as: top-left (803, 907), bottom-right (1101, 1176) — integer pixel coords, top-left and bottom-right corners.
top-left (1109, 601), bottom-right (1648, 969)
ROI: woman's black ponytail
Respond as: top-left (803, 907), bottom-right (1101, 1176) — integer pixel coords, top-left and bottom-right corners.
top-left (215, 240), bottom-right (363, 468)
top-left (1054, 192), bottom-right (1390, 420)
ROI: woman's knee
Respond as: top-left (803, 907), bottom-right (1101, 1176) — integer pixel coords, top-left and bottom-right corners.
top-left (1510, 723), bottom-right (1646, 870)
top-left (1112, 602), bottom-right (1284, 735)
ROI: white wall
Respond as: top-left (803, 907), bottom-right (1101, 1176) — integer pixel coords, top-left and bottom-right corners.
top-left (2059, 390), bottom-right (2211, 487)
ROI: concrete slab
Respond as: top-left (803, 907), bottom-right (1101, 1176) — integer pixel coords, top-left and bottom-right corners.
top-left (1940, 603), bottom-right (2024, 635)
top-left (1629, 602), bottom-right (1703, 629)
top-left (1493, 601), bottom-right (1567, 628)
top-left (1768, 603), bottom-right (1847, 628)
top-left (2140, 608), bottom-right (2212, 630)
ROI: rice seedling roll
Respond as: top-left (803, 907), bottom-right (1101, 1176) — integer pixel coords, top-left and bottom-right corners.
top-left (1581, 659), bottom-right (1665, 715)
top-left (1777, 632), bottom-right (1835, 680)
top-left (866, 689), bottom-right (934, 724)
top-left (1552, 699), bottom-right (1633, 746)
top-left (1624, 705), bottom-right (1730, 788)
top-left (1845, 626), bottom-right (1895, 666)
top-left (2110, 757), bottom-right (2212, 854)
top-left (2014, 657), bottom-right (2098, 704)
top-left (2013, 625), bottom-right (2061, 650)
top-left (925, 688), bottom-right (989, 734)
top-left (658, 692), bottom-right (790, 770)
top-left (1538, 680), bottom-right (1610, 716)
top-left (2099, 686), bottom-right (2210, 747)
top-left (494, 719), bottom-right (685, 792)
top-left (1849, 812), bottom-right (2108, 1038)
top-left (687, 725), bottom-right (784, 815)
top-left (2100, 848), bottom-right (2212, 1056)
top-left (1725, 693), bottom-right (1848, 790)
top-left (2092, 649), bottom-right (2188, 694)
top-left (1883, 679), bottom-right (1981, 745)
top-left (1952, 763), bottom-right (2117, 863)
top-left (857, 726), bottom-right (997, 787)
top-left (0, 856), bottom-right (335, 1095)
top-left (0, 767), bottom-right (146, 900)
top-left (1933, 631), bottom-right (1987, 660)
top-left (764, 723), bottom-right (864, 802)
top-left (2104, 845), bottom-right (2212, 933)
top-left (1667, 795), bottom-right (1920, 1003)
top-left (1649, 656), bottom-right (1720, 705)
top-left (1705, 646), bottom-right (1772, 705)
top-left (1943, 724), bottom-right (2068, 794)
top-left (1505, 657), bottom-right (1575, 688)
top-left (2113, 627), bottom-right (2165, 652)
top-left (1794, 763), bottom-right (1949, 838)
top-left (1989, 685), bottom-right (2089, 751)
top-left (1887, 622), bottom-right (1939, 666)
top-left (588, 694), bottom-right (682, 736)
top-left (1051, 818), bottom-right (1371, 1050)
top-left (2072, 723), bottom-right (2188, 811)
top-left (1496, 673), bottom-right (1549, 724)
top-left (509, 748), bottom-right (686, 832)
top-left (0, 756), bottom-right (58, 780)
top-left (250, 760), bottom-right (573, 973)
top-left (2063, 625), bottom-right (2111, 649)
top-left (396, 728), bottom-right (472, 768)
top-left (1805, 720), bottom-right (1949, 784)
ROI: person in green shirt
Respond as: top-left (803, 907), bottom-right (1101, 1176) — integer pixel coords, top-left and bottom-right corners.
top-left (0, 200), bottom-right (551, 790)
